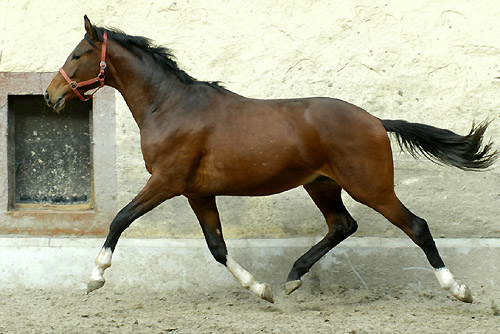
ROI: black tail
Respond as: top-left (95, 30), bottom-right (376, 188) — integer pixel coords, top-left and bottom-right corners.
top-left (381, 119), bottom-right (498, 171)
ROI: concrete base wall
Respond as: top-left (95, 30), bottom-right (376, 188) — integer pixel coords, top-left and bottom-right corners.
top-left (2, 237), bottom-right (499, 301)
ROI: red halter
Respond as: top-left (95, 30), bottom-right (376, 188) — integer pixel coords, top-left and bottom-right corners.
top-left (59, 32), bottom-right (108, 101)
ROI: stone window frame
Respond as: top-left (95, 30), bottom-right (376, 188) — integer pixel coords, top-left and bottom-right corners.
top-left (8, 95), bottom-right (94, 211)
top-left (0, 72), bottom-right (117, 235)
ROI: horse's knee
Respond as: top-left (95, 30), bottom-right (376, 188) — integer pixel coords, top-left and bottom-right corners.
top-left (209, 242), bottom-right (227, 265)
top-left (200, 225), bottom-right (228, 265)
top-left (106, 204), bottom-right (136, 241)
top-left (108, 208), bottom-right (133, 234)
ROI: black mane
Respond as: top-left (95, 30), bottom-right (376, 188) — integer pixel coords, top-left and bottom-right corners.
top-left (89, 26), bottom-right (224, 90)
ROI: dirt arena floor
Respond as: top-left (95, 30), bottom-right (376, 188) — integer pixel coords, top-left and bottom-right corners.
top-left (1, 283), bottom-right (499, 334)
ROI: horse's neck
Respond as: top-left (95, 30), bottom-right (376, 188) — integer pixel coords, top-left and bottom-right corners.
top-left (106, 46), bottom-right (187, 127)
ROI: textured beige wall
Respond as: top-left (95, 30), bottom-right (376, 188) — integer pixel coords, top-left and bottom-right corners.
top-left (1, 0), bottom-right (499, 239)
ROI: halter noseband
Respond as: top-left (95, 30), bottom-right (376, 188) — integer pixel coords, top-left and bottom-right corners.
top-left (59, 32), bottom-right (108, 101)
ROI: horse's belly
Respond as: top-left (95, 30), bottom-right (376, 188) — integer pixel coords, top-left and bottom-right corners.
top-left (187, 166), bottom-right (319, 197)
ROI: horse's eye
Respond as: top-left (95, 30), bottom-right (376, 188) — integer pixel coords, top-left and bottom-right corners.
top-left (72, 54), bottom-right (81, 60)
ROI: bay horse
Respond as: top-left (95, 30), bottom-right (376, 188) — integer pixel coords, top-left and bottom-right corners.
top-left (45, 16), bottom-right (497, 304)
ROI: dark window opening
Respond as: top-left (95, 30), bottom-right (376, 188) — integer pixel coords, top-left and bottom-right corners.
top-left (8, 95), bottom-right (93, 209)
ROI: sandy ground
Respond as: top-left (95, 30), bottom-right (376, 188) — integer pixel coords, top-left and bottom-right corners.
top-left (0, 283), bottom-right (499, 334)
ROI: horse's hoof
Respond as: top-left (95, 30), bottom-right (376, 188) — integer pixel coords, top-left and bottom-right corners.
top-left (285, 279), bottom-right (302, 295)
top-left (456, 285), bottom-right (473, 303)
top-left (260, 283), bottom-right (274, 304)
top-left (87, 279), bottom-right (105, 294)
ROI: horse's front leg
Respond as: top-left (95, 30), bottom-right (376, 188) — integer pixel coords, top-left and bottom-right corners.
top-left (188, 196), bottom-right (274, 303)
top-left (87, 175), bottom-right (174, 293)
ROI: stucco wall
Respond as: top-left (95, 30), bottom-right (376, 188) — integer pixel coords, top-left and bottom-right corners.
top-left (1, 0), bottom-right (499, 239)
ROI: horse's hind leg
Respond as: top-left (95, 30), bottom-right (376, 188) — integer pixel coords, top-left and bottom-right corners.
top-left (367, 192), bottom-right (472, 303)
top-left (325, 119), bottom-right (472, 303)
top-left (188, 196), bottom-right (274, 303)
top-left (285, 179), bottom-right (358, 295)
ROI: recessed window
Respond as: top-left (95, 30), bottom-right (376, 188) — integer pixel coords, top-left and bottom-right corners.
top-left (8, 95), bottom-right (92, 209)
top-left (0, 72), bottom-right (116, 235)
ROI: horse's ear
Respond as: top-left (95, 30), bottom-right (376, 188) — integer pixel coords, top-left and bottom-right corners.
top-left (84, 15), bottom-right (98, 41)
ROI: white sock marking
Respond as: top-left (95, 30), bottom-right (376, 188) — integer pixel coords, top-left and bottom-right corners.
top-left (434, 267), bottom-right (470, 301)
top-left (90, 248), bottom-right (112, 282)
top-left (225, 256), bottom-right (268, 298)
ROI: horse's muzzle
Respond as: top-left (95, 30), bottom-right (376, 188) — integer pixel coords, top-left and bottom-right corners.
top-left (44, 90), bottom-right (65, 111)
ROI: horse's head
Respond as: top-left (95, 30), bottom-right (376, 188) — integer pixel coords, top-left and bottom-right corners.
top-left (45, 15), bottom-right (107, 111)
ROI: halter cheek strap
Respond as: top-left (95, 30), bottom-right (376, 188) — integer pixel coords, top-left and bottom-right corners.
top-left (59, 32), bottom-right (108, 101)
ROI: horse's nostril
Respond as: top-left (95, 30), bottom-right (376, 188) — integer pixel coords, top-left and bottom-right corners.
top-left (44, 91), bottom-right (50, 104)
